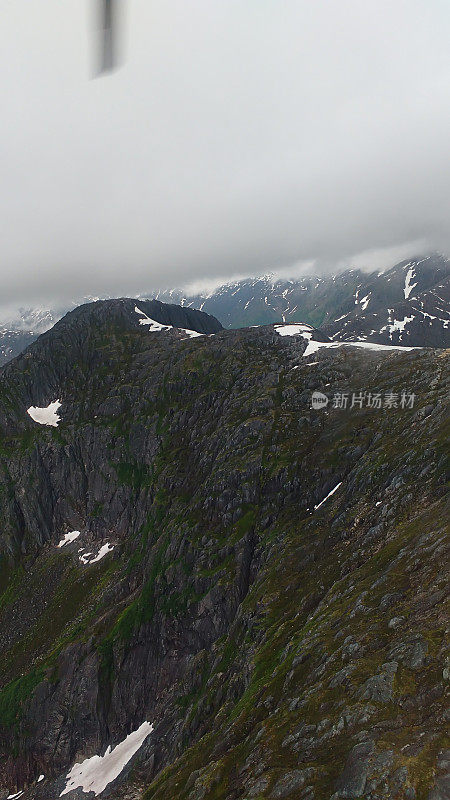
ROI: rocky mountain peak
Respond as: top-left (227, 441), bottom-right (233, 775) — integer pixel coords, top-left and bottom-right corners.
top-left (38, 297), bottom-right (224, 339)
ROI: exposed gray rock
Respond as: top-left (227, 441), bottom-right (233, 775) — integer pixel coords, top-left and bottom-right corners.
top-left (379, 592), bottom-right (403, 611)
top-left (388, 616), bottom-right (406, 630)
top-left (358, 662), bottom-right (398, 703)
top-left (334, 740), bottom-right (375, 798)
top-left (246, 775), bottom-right (270, 797)
top-left (270, 768), bottom-right (315, 798)
top-left (428, 750), bottom-right (450, 800)
top-left (330, 665), bottom-right (356, 688)
top-left (388, 637), bottom-right (428, 670)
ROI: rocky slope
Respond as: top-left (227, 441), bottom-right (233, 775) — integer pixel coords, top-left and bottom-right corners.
top-left (0, 329), bottom-right (37, 368)
top-left (0, 299), bottom-right (448, 800)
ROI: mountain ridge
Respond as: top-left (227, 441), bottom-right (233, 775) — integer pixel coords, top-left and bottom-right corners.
top-left (0, 254), bottom-right (448, 366)
top-left (0, 299), bottom-right (447, 799)
top-left (154, 254), bottom-right (450, 347)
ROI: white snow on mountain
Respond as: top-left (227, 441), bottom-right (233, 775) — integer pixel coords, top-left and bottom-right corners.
top-left (79, 543), bottom-right (114, 565)
top-left (135, 307), bottom-right (204, 338)
top-left (404, 266), bottom-right (418, 299)
top-left (58, 531), bottom-right (81, 548)
top-left (314, 482), bottom-right (343, 510)
top-left (27, 400), bottom-right (61, 427)
top-left (60, 721), bottom-right (153, 797)
top-left (380, 315), bottom-right (415, 338)
top-left (302, 340), bottom-right (419, 358)
top-left (135, 307), bottom-right (169, 331)
top-left (274, 323), bottom-right (314, 339)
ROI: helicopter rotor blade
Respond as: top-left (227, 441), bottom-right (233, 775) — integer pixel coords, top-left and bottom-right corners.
top-left (97, 0), bottom-right (119, 75)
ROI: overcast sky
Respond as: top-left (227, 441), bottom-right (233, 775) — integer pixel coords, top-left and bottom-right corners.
top-left (0, 0), bottom-right (449, 309)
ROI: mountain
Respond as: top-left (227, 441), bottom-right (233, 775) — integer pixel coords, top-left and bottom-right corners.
top-left (0, 254), bottom-right (449, 366)
top-left (0, 299), bottom-right (222, 366)
top-left (322, 255), bottom-right (450, 347)
top-left (0, 329), bottom-right (39, 367)
top-left (155, 271), bottom-right (364, 329)
top-left (0, 298), bottom-right (447, 800)
top-left (153, 254), bottom-right (450, 347)
top-left (0, 308), bottom-right (61, 367)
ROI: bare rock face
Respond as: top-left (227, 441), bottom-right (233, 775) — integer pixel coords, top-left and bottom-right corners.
top-left (0, 299), bottom-right (447, 800)
top-left (334, 740), bottom-right (376, 798)
top-left (357, 662), bottom-right (398, 703)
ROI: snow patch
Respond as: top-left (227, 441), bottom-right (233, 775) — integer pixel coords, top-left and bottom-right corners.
top-left (360, 294), bottom-right (371, 311)
top-left (314, 482), bottom-right (342, 510)
top-left (179, 327), bottom-right (204, 338)
top-left (135, 307), bottom-right (168, 331)
top-left (334, 313), bottom-right (350, 322)
top-left (79, 543), bottom-right (114, 565)
top-left (380, 315), bottom-right (414, 339)
top-left (27, 400), bottom-right (61, 427)
top-left (38, 775), bottom-right (45, 782)
top-left (275, 323), bottom-right (314, 339)
top-left (60, 721), bottom-right (153, 797)
top-left (58, 531), bottom-right (81, 548)
top-left (413, 308), bottom-right (448, 324)
top-left (302, 340), bottom-right (419, 358)
top-left (7, 792), bottom-right (24, 799)
top-left (404, 267), bottom-right (417, 299)
top-left (135, 306), bottom-right (203, 338)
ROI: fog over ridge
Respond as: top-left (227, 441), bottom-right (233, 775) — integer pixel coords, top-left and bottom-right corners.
top-left (0, 0), bottom-right (449, 308)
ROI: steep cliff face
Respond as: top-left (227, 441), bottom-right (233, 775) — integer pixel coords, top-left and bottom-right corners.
top-left (0, 301), bottom-right (447, 800)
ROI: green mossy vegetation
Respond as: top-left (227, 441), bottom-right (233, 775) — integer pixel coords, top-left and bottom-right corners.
top-left (0, 667), bottom-right (46, 728)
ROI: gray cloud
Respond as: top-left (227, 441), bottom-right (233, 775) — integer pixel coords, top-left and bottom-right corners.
top-left (0, 0), bottom-right (449, 308)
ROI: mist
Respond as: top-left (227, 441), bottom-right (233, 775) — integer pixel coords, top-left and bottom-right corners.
top-left (0, 0), bottom-right (449, 308)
